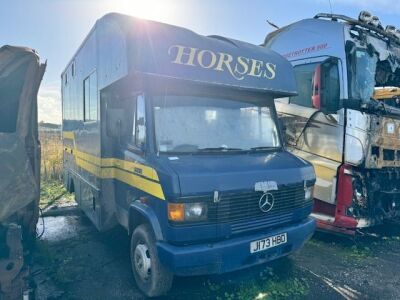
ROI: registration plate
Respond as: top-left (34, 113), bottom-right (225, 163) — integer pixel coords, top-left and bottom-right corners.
top-left (250, 233), bottom-right (287, 253)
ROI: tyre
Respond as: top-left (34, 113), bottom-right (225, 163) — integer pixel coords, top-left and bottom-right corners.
top-left (130, 224), bottom-right (173, 297)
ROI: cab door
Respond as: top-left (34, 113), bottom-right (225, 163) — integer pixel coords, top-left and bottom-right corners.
top-left (123, 94), bottom-right (149, 203)
top-left (103, 92), bottom-right (150, 229)
top-left (276, 57), bottom-right (344, 205)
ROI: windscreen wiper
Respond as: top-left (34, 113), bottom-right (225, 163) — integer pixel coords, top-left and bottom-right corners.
top-left (249, 146), bottom-right (279, 151)
top-left (197, 147), bottom-right (244, 152)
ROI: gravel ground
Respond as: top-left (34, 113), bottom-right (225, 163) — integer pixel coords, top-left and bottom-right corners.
top-left (32, 209), bottom-right (400, 299)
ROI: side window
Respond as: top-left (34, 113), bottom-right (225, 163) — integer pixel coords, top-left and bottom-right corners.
top-left (289, 63), bottom-right (318, 108)
top-left (135, 95), bottom-right (146, 148)
top-left (90, 72), bottom-right (98, 120)
top-left (84, 77), bottom-right (90, 120)
top-left (83, 72), bottom-right (98, 121)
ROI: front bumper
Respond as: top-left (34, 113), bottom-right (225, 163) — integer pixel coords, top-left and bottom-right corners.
top-left (157, 217), bottom-right (315, 276)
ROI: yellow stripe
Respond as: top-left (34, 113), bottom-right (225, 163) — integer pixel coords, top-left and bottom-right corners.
top-left (75, 157), bottom-right (165, 200)
top-left (64, 131), bottom-right (159, 181)
top-left (63, 131), bottom-right (165, 200)
top-left (113, 168), bottom-right (165, 200)
top-left (76, 156), bottom-right (102, 177)
top-left (75, 149), bottom-right (102, 167)
top-left (101, 157), bottom-right (159, 181)
top-left (63, 131), bottom-right (75, 140)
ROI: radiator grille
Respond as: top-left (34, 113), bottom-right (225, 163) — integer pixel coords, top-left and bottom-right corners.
top-left (205, 184), bottom-right (312, 233)
top-left (209, 184), bottom-right (308, 222)
top-left (173, 184), bottom-right (313, 234)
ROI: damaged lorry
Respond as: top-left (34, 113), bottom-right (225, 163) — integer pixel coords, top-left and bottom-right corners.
top-left (62, 13), bottom-right (316, 297)
top-left (264, 12), bottom-right (400, 234)
top-left (0, 46), bottom-right (45, 299)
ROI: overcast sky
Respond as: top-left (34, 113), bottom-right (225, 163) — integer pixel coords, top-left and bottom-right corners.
top-left (2, 0), bottom-right (400, 124)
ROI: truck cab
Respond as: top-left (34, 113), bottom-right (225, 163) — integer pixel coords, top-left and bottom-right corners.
top-left (62, 13), bottom-right (316, 297)
top-left (264, 12), bottom-right (400, 234)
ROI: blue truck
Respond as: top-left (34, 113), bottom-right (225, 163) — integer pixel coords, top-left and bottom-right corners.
top-left (61, 13), bottom-right (316, 297)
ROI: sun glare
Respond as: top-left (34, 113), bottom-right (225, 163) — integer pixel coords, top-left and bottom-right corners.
top-left (117, 0), bottom-right (175, 22)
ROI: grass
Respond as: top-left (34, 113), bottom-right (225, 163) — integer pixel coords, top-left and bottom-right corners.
top-left (220, 277), bottom-right (309, 300)
top-left (40, 179), bottom-right (74, 209)
top-left (39, 128), bottom-right (76, 208)
top-left (203, 264), bottom-right (309, 300)
top-left (40, 129), bottom-right (63, 181)
top-left (305, 233), bottom-right (373, 264)
top-left (345, 245), bottom-right (372, 262)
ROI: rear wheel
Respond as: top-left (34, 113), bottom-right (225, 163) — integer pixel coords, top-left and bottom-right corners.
top-left (130, 224), bottom-right (173, 297)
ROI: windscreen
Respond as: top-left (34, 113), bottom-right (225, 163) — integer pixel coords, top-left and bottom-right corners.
top-left (153, 95), bottom-right (280, 153)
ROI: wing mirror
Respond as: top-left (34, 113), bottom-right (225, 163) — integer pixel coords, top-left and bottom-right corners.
top-left (311, 58), bottom-right (340, 114)
top-left (311, 64), bottom-right (321, 110)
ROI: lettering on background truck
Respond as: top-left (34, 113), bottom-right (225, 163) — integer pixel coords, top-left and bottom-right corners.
top-left (62, 13), bottom-right (316, 297)
top-left (264, 11), bottom-right (400, 235)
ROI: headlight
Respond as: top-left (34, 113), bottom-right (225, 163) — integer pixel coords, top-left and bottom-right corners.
top-left (185, 203), bottom-right (207, 221)
top-left (168, 202), bottom-right (207, 222)
top-left (305, 186), bottom-right (314, 201)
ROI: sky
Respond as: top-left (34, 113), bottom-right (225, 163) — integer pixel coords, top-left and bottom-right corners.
top-left (2, 0), bottom-right (400, 124)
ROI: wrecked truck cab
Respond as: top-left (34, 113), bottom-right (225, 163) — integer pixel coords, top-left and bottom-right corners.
top-left (0, 45), bottom-right (45, 298)
top-left (264, 12), bottom-right (400, 234)
top-left (62, 13), bottom-right (316, 297)
top-left (0, 45), bottom-right (45, 238)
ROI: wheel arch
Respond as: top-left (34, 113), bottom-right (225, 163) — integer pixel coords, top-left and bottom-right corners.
top-left (128, 202), bottom-right (164, 241)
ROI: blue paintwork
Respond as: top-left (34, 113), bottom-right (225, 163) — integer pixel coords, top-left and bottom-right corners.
top-left (158, 151), bottom-right (313, 195)
top-left (163, 204), bottom-right (313, 244)
top-left (157, 217), bottom-right (316, 276)
top-left (127, 149), bottom-right (315, 246)
top-left (91, 13), bottom-right (297, 96)
top-left (129, 201), bottom-right (164, 241)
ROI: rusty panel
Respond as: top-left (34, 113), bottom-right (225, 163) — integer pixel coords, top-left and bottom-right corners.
top-left (366, 115), bottom-right (400, 168)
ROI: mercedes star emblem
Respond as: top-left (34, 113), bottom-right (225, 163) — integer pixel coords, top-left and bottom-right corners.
top-left (259, 192), bottom-right (274, 212)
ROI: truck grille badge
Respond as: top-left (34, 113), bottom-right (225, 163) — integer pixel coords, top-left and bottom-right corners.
top-left (259, 193), bottom-right (275, 213)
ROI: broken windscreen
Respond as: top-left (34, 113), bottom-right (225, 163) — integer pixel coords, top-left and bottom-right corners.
top-left (349, 49), bottom-right (378, 103)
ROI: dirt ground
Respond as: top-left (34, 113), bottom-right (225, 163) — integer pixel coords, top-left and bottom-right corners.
top-left (31, 206), bottom-right (400, 300)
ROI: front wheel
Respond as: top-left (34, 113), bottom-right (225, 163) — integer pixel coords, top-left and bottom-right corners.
top-left (130, 224), bottom-right (173, 297)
